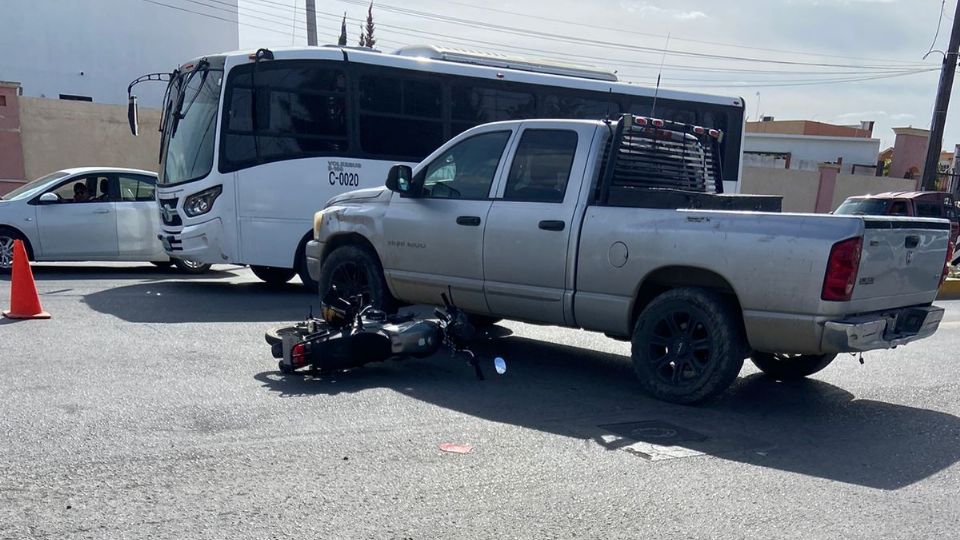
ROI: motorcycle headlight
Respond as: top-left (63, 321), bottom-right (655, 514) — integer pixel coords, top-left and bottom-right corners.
top-left (183, 186), bottom-right (222, 218)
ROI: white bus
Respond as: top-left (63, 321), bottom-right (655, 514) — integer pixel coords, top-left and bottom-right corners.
top-left (130, 45), bottom-right (745, 288)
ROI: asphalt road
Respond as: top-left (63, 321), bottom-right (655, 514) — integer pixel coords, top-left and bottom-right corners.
top-left (2, 263), bottom-right (960, 539)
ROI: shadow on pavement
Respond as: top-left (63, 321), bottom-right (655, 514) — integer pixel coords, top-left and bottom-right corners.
top-left (17, 264), bottom-right (239, 282)
top-left (254, 334), bottom-right (960, 490)
top-left (84, 280), bottom-right (314, 323)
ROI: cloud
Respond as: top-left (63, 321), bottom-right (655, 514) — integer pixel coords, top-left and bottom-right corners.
top-left (675, 11), bottom-right (707, 20)
top-left (618, 1), bottom-right (708, 20)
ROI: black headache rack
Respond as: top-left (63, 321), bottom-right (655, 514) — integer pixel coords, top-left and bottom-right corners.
top-left (595, 114), bottom-right (782, 212)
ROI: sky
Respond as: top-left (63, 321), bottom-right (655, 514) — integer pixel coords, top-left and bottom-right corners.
top-left (235, 0), bottom-right (960, 151)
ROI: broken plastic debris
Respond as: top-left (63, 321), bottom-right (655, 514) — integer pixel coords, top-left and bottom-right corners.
top-left (439, 443), bottom-right (473, 454)
top-left (494, 357), bottom-right (506, 374)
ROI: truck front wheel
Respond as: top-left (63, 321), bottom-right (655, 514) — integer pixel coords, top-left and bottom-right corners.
top-left (750, 352), bottom-right (837, 381)
top-left (318, 245), bottom-right (397, 313)
top-left (631, 288), bottom-right (745, 404)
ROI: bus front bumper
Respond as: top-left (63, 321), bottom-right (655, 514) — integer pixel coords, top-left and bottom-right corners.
top-left (305, 240), bottom-right (324, 282)
top-left (159, 218), bottom-right (226, 264)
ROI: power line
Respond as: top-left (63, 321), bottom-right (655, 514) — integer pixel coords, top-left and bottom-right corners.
top-left (926, 0), bottom-right (948, 57)
top-left (141, 0), bottom-right (300, 37)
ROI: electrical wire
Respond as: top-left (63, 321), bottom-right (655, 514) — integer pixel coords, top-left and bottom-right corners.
top-left (927, 0), bottom-right (948, 58)
top-left (140, 0), bottom-right (300, 36)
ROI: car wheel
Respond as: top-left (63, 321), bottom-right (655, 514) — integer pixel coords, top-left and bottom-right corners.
top-left (0, 227), bottom-right (29, 273)
top-left (250, 265), bottom-right (296, 285)
top-left (630, 287), bottom-right (746, 404)
top-left (750, 352), bottom-right (837, 381)
top-left (318, 244), bottom-right (397, 313)
top-left (173, 258), bottom-right (212, 274)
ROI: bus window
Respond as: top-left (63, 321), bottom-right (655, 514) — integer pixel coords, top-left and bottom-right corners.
top-left (358, 74), bottom-right (444, 159)
top-left (451, 85), bottom-right (536, 135)
top-left (543, 95), bottom-right (619, 120)
top-left (220, 61), bottom-right (349, 172)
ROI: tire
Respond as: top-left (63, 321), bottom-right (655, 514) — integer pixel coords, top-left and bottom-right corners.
top-left (295, 239), bottom-right (319, 293)
top-left (151, 261), bottom-right (173, 269)
top-left (0, 227), bottom-right (30, 273)
top-left (751, 352), bottom-right (837, 381)
top-left (467, 314), bottom-right (502, 327)
top-left (318, 244), bottom-right (397, 313)
top-left (630, 287), bottom-right (746, 404)
top-left (173, 258), bottom-right (212, 274)
top-left (251, 265), bottom-right (296, 285)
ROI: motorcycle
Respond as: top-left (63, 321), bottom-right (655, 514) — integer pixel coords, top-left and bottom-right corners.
top-left (264, 287), bottom-right (500, 380)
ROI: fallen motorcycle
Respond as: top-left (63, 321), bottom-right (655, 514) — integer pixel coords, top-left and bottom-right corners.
top-left (264, 287), bottom-right (500, 379)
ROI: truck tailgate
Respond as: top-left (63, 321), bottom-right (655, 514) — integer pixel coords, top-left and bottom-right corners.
top-left (853, 217), bottom-right (950, 302)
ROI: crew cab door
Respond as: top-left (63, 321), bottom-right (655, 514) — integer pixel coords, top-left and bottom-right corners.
top-left (483, 125), bottom-right (595, 324)
top-left (382, 129), bottom-right (513, 314)
top-left (35, 174), bottom-right (118, 259)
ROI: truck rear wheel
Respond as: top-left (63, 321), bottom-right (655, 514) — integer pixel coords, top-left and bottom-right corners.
top-left (251, 265), bottom-right (296, 285)
top-left (318, 244), bottom-right (397, 313)
top-left (750, 352), bottom-right (837, 381)
top-left (630, 288), bottom-right (745, 404)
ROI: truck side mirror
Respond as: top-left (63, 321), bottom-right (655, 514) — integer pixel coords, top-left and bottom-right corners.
top-left (386, 164), bottom-right (415, 195)
top-left (128, 95), bottom-right (139, 136)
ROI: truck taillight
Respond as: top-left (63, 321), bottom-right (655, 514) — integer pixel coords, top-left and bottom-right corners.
top-left (941, 240), bottom-right (955, 286)
top-left (292, 342), bottom-right (308, 367)
top-left (822, 237), bottom-right (863, 301)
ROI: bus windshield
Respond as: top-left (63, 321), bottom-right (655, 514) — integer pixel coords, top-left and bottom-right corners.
top-left (159, 61), bottom-right (223, 186)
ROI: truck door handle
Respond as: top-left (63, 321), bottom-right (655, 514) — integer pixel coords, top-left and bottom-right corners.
top-left (538, 220), bottom-right (565, 231)
top-left (905, 235), bottom-right (920, 249)
top-left (456, 216), bottom-right (481, 226)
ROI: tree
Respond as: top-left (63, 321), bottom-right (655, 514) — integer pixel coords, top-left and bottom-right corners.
top-left (363, 1), bottom-right (376, 49)
top-left (337, 13), bottom-right (347, 46)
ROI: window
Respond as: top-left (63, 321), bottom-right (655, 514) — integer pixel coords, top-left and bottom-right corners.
top-left (358, 74), bottom-right (444, 159)
top-left (118, 175), bottom-right (156, 202)
top-left (421, 131), bottom-right (511, 199)
top-left (543, 95), bottom-right (619, 120)
top-left (916, 202), bottom-right (942, 218)
top-left (451, 85), bottom-right (536, 136)
top-left (503, 130), bottom-right (578, 203)
top-left (221, 61), bottom-right (349, 171)
top-left (889, 201), bottom-right (909, 215)
top-left (47, 175), bottom-right (110, 203)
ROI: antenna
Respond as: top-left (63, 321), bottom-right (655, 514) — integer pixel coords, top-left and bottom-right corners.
top-left (650, 33), bottom-right (671, 118)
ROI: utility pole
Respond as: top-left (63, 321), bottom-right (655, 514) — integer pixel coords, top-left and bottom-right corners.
top-left (921, 0), bottom-right (960, 190)
top-left (305, 0), bottom-right (318, 46)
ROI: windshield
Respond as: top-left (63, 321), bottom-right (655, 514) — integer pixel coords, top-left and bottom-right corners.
top-left (834, 199), bottom-right (891, 216)
top-left (159, 61), bottom-right (223, 186)
top-left (1, 171), bottom-right (70, 201)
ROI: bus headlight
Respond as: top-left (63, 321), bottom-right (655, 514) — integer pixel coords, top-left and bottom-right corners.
top-left (312, 210), bottom-right (325, 239)
top-left (183, 186), bottom-right (223, 217)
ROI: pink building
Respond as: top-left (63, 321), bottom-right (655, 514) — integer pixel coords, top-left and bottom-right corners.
top-left (888, 127), bottom-right (929, 180)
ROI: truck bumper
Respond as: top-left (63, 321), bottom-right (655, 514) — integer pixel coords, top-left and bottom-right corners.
top-left (305, 240), bottom-right (325, 282)
top-left (820, 305), bottom-right (944, 353)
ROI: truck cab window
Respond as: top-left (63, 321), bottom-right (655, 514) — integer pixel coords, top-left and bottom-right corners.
top-left (421, 131), bottom-right (511, 199)
top-left (503, 129), bottom-right (578, 203)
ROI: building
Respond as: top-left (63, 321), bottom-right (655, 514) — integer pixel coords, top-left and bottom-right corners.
top-left (744, 118), bottom-right (881, 175)
top-left (0, 0), bottom-right (239, 107)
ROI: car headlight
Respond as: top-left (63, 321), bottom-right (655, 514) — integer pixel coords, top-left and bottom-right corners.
top-left (312, 210), bottom-right (325, 239)
top-left (183, 186), bottom-right (222, 218)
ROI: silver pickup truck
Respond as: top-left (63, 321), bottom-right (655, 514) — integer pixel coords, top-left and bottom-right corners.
top-left (304, 114), bottom-right (950, 403)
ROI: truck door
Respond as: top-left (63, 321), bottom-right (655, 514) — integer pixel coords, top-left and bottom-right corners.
top-left (381, 130), bottom-right (513, 314)
top-left (483, 125), bottom-right (592, 325)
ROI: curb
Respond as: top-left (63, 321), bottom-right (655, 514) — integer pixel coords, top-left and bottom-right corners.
top-left (938, 278), bottom-right (960, 300)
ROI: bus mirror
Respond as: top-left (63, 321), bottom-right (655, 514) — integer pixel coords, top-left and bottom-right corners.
top-left (386, 165), bottom-right (414, 194)
top-left (127, 95), bottom-right (139, 136)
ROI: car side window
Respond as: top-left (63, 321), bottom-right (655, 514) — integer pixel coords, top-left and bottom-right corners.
top-left (889, 200), bottom-right (909, 215)
top-left (503, 129), bottom-right (578, 203)
top-left (47, 175), bottom-right (111, 203)
top-left (421, 131), bottom-right (511, 199)
top-left (118, 175), bottom-right (156, 202)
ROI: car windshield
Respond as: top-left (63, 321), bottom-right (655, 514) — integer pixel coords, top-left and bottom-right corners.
top-left (159, 61), bottom-right (223, 186)
top-left (834, 199), bottom-right (890, 215)
top-left (1, 171), bottom-right (70, 201)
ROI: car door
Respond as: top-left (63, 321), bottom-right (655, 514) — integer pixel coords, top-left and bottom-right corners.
top-left (483, 125), bottom-right (593, 325)
top-left (115, 173), bottom-right (165, 260)
top-left (35, 174), bottom-right (119, 259)
top-left (381, 129), bottom-right (514, 314)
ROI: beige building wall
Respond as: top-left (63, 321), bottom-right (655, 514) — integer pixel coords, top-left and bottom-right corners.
top-left (740, 167), bottom-right (820, 212)
top-left (830, 173), bottom-right (918, 209)
top-left (18, 97), bottom-right (162, 180)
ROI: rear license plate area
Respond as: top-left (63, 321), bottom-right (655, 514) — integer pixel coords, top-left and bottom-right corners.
top-left (893, 308), bottom-right (926, 334)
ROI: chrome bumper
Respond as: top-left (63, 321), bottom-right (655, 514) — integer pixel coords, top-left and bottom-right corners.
top-left (821, 305), bottom-right (944, 353)
top-left (305, 240), bottom-right (324, 281)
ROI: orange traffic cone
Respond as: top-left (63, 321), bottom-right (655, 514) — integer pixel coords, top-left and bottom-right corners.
top-left (2, 239), bottom-right (50, 319)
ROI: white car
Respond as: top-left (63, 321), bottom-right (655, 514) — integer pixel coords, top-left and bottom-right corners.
top-left (0, 167), bottom-right (209, 273)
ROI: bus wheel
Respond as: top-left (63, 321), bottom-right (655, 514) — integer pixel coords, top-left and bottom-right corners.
top-left (251, 265), bottom-right (296, 285)
top-left (319, 245), bottom-right (397, 313)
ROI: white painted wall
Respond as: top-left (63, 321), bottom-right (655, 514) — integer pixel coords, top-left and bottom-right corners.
top-left (0, 0), bottom-right (239, 107)
top-left (744, 133), bottom-right (881, 175)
